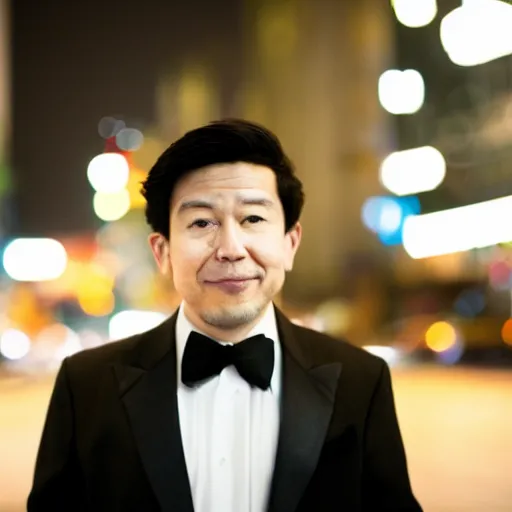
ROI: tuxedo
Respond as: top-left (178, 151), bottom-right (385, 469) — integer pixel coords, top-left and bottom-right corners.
top-left (28, 307), bottom-right (422, 511)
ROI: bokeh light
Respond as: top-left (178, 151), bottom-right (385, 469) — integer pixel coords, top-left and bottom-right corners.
top-left (362, 196), bottom-right (400, 233)
top-left (402, 194), bottom-right (512, 259)
top-left (425, 321), bottom-right (457, 353)
top-left (0, 329), bottom-right (31, 360)
top-left (109, 310), bottom-right (167, 340)
top-left (87, 153), bottom-right (130, 194)
top-left (392, 0), bottom-right (437, 28)
top-left (2, 238), bottom-right (68, 282)
top-left (362, 195), bottom-right (420, 246)
top-left (378, 69), bottom-right (425, 115)
top-left (380, 146), bottom-right (446, 196)
top-left (363, 345), bottom-right (400, 366)
top-left (78, 330), bottom-right (105, 350)
top-left (93, 190), bottom-right (131, 222)
top-left (36, 324), bottom-right (83, 361)
top-left (488, 261), bottom-right (511, 290)
top-left (78, 290), bottom-right (115, 317)
top-left (454, 289), bottom-right (486, 317)
top-left (440, 0), bottom-right (512, 67)
top-left (501, 319), bottom-right (512, 346)
top-left (436, 340), bottom-right (465, 365)
top-left (127, 168), bottom-right (147, 209)
top-left (98, 117), bottom-right (125, 139)
top-left (75, 263), bottom-right (115, 317)
top-left (116, 128), bottom-right (144, 151)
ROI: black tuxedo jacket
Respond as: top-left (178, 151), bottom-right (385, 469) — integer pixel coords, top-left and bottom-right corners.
top-left (28, 308), bottom-right (422, 511)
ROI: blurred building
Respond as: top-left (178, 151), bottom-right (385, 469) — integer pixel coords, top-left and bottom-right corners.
top-left (8, 0), bottom-right (401, 343)
top-left (7, 0), bottom-right (512, 349)
top-left (240, 0), bottom-right (397, 308)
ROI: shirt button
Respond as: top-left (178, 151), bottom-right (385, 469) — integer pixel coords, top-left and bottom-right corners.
top-left (219, 457), bottom-right (226, 466)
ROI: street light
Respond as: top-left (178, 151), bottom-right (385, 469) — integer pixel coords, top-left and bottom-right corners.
top-left (402, 195), bottom-right (512, 258)
top-left (378, 69), bottom-right (425, 115)
top-left (392, 0), bottom-right (437, 28)
top-left (440, 0), bottom-right (512, 67)
top-left (87, 153), bottom-right (130, 193)
top-left (379, 146), bottom-right (446, 196)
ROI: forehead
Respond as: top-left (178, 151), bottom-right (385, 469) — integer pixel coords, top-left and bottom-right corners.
top-left (171, 162), bottom-right (278, 208)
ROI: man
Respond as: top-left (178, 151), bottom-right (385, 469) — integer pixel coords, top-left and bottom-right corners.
top-left (28, 119), bottom-right (422, 511)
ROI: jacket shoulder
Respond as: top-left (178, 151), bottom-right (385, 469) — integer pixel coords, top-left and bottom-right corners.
top-left (67, 332), bottom-right (144, 368)
top-left (291, 323), bottom-right (387, 376)
top-left (65, 313), bottom-right (176, 373)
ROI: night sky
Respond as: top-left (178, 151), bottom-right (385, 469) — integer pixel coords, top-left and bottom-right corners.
top-left (11, 0), bottom-right (243, 237)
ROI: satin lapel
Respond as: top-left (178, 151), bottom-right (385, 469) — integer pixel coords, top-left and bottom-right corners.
top-left (114, 313), bottom-right (194, 512)
top-left (267, 311), bottom-right (342, 512)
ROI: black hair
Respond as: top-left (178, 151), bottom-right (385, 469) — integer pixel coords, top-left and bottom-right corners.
top-left (141, 118), bottom-right (304, 238)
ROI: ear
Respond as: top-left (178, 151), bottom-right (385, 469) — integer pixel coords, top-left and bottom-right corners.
top-left (148, 233), bottom-right (172, 276)
top-left (283, 222), bottom-right (302, 272)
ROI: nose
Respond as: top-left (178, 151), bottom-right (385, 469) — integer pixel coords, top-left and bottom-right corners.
top-left (215, 221), bottom-right (247, 262)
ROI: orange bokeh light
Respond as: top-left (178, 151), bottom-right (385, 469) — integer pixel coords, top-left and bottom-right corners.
top-left (501, 319), bottom-right (512, 346)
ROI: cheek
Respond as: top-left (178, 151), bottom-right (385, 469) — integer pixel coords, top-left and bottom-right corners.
top-left (169, 239), bottom-right (212, 280)
top-left (249, 235), bottom-right (288, 269)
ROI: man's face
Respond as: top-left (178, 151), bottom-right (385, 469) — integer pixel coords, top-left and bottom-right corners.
top-left (149, 162), bottom-right (301, 331)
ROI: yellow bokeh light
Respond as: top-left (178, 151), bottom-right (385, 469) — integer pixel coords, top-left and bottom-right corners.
top-left (425, 321), bottom-right (457, 352)
top-left (54, 260), bottom-right (83, 293)
top-left (76, 264), bottom-right (115, 317)
top-left (6, 285), bottom-right (53, 336)
top-left (127, 168), bottom-right (147, 209)
top-left (93, 190), bottom-right (130, 221)
top-left (76, 264), bottom-right (114, 296)
top-left (501, 319), bottom-right (512, 346)
top-left (78, 291), bottom-right (115, 317)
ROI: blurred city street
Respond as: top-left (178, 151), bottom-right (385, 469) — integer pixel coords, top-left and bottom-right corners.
top-left (3, 0), bottom-right (512, 510)
top-left (1, 364), bottom-right (511, 512)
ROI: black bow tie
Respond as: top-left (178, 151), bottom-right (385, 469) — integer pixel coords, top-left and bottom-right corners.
top-left (181, 331), bottom-right (275, 390)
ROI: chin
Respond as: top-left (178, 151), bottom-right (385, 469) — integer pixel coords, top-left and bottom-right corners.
top-left (200, 301), bottom-right (267, 330)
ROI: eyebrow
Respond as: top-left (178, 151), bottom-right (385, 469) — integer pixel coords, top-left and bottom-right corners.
top-left (178, 200), bottom-right (215, 213)
top-left (177, 197), bottom-right (275, 214)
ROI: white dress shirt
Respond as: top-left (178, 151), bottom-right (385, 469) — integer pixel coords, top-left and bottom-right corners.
top-left (175, 303), bottom-right (282, 512)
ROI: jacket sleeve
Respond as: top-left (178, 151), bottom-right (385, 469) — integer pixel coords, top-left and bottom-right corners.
top-left (362, 361), bottom-right (422, 511)
top-left (27, 357), bottom-right (87, 511)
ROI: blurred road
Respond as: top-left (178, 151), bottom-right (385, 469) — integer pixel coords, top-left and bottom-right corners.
top-left (1, 365), bottom-right (511, 511)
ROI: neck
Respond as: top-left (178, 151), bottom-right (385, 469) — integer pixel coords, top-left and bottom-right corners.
top-left (182, 303), bottom-right (269, 343)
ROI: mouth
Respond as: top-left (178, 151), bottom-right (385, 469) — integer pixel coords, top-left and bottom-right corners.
top-left (208, 277), bottom-right (255, 283)
top-left (205, 274), bottom-right (260, 283)
top-left (204, 277), bottom-right (259, 293)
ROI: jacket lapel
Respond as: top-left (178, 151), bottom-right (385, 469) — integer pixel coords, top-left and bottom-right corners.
top-left (114, 312), bottom-right (194, 512)
top-left (267, 311), bottom-right (342, 512)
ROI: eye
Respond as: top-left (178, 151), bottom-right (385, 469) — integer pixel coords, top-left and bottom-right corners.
top-left (190, 219), bottom-right (212, 229)
top-left (244, 215), bottom-right (265, 224)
